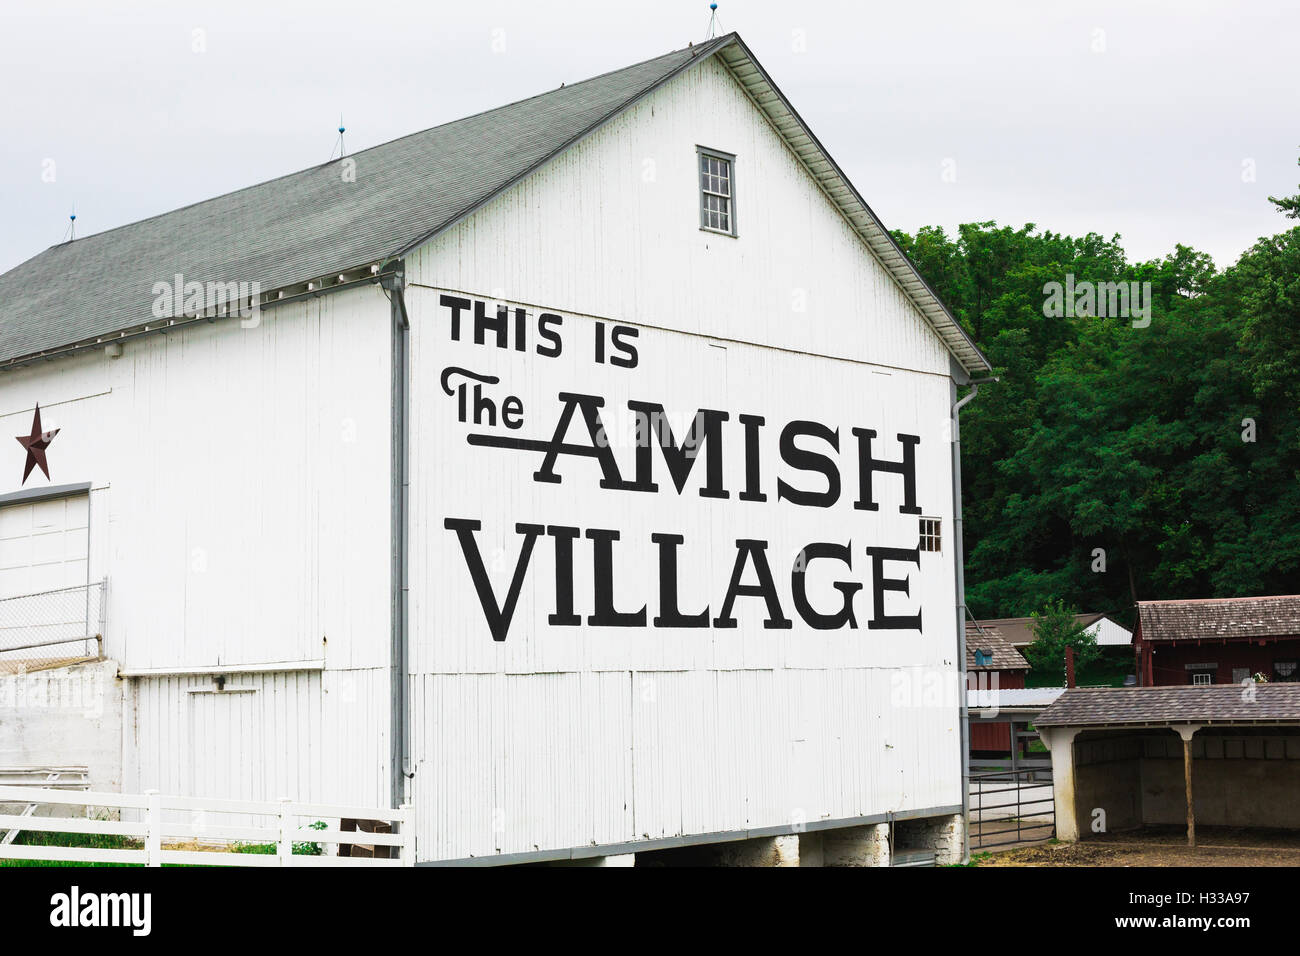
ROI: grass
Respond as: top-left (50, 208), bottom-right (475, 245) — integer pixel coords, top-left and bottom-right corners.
top-left (231, 820), bottom-right (328, 856)
top-left (1, 820), bottom-right (330, 865)
top-left (0, 829), bottom-right (139, 867)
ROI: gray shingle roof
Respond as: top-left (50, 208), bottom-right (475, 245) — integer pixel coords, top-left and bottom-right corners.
top-left (0, 37), bottom-right (729, 365)
top-left (0, 33), bottom-right (990, 376)
top-left (1035, 684), bottom-right (1300, 727)
top-left (1137, 595), bottom-right (1300, 642)
top-left (964, 622), bottom-right (1029, 671)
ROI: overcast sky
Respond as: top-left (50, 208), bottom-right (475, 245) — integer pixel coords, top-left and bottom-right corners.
top-left (1, 0), bottom-right (1295, 275)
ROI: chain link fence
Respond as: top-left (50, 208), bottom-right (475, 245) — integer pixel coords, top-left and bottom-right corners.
top-left (0, 580), bottom-right (105, 673)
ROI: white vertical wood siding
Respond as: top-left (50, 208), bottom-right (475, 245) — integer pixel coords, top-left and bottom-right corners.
top-left (0, 51), bottom-right (966, 851)
top-left (0, 285), bottom-right (393, 813)
top-left (405, 286), bottom-right (960, 860)
top-left (404, 55), bottom-right (962, 860)
top-left (130, 667), bottom-right (388, 808)
top-left (0, 284), bottom-right (392, 672)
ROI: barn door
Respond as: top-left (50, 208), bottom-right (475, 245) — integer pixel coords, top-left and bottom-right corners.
top-left (0, 492), bottom-right (89, 597)
top-left (187, 688), bottom-right (265, 802)
top-left (0, 491), bottom-right (92, 663)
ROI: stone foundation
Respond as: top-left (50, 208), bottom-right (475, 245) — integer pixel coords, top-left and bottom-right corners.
top-left (822, 823), bottom-right (891, 866)
top-left (710, 834), bottom-right (800, 866)
top-left (897, 813), bottom-right (964, 864)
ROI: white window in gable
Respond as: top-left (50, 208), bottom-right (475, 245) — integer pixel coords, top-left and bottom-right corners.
top-left (698, 148), bottom-right (736, 236)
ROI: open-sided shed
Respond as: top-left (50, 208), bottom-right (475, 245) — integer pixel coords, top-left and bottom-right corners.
top-left (1036, 684), bottom-right (1300, 845)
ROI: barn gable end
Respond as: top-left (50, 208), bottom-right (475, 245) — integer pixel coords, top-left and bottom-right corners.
top-left (407, 45), bottom-right (981, 379)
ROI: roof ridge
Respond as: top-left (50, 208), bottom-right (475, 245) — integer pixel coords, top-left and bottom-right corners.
top-left (389, 34), bottom-right (736, 262)
top-left (1138, 594), bottom-right (1300, 606)
top-left (0, 31), bottom-right (992, 376)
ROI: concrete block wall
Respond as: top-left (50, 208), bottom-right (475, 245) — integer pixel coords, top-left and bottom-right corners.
top-left (1140, 756), bottom-right (1300, 828)
top-left (0, 659), bottom-right (124, 792)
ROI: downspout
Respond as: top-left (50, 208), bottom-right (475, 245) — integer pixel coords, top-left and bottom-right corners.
top-left (381, 265), bottom-right (411, 810)
top-left (951, 373), bottom-right (997, 863)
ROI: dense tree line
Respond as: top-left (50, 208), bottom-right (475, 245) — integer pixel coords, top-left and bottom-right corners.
top-left (893, 159), bottom-right (1300, 626)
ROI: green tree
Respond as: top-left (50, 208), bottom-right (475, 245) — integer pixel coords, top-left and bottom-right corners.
top-left (1024, 600), bottom-right (1099, 684)
top-left (893, 154), bottom-right (1300, 623)
top-left (1267, 152), bottom-right (1300, 219)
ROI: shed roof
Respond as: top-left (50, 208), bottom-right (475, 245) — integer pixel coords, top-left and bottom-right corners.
top-left (1136, 595), bottom-right (1300, 643)
top-left (964, 622), bottom-right (1030, 671)
top-left (0, 33), bottom-right (990, 376)
top-left (1035, 684), bottom-right (1300, 728)
top-left (968, 686), bottom-right (1065, 711)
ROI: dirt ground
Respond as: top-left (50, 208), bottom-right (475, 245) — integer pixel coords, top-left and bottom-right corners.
top-left (984, 826), bottom-right (1300, 867)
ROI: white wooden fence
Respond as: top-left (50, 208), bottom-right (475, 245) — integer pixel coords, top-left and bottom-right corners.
top-left (0, 785), bottom-right (414, 866)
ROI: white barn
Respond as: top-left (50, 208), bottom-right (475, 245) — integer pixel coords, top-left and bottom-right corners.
top-left (0, 33), bottom-right (991, 865)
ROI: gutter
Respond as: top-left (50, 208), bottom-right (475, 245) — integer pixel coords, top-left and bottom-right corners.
top-left (381, 265), bottom-right (411, 809)
top-left (951, 372), bottom-right (997, 863)
top-left (0, 267), bottom-right (390, 372)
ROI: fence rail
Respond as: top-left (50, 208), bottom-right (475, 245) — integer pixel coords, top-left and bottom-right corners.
top-left (0, 580), bottom-right (106, 670)
top-left (0, 785), bottom-right (414, 866)
top-left (0, 767), bottom-right (89, 789)
top-left (0, 769), bottom-right (90, 846)
top-left (969, 768), bottom-right (1055, 850)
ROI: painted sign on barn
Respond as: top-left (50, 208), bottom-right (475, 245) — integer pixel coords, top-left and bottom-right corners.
top-left (418, 292), bottom-right (954, 673)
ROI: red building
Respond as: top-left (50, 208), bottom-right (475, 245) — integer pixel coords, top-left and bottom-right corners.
top-left (1135, 595), bottom-right (1300, 687)
top-left (966, 621), bottom-right (1029, 753)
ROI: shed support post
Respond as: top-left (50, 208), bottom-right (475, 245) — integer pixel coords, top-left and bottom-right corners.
top-left (1039, 726), bottom-right (1080, 841)
top-left (1172, 724), bottom-right (1202, 847)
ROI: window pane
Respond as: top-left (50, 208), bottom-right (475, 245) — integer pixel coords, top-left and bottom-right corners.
top-left (698, 151), bottom-right (736, 234)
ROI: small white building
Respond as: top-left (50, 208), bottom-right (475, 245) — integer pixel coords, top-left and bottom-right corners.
top-left (0, 34), bottom-right (990, 864)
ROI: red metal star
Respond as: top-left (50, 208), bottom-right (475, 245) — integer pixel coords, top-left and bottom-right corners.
top-left (16, 403), bottom-right (59, 484)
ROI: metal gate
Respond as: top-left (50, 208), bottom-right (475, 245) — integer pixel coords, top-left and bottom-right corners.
top-left (968, 768), bottom-right (1055, 849)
